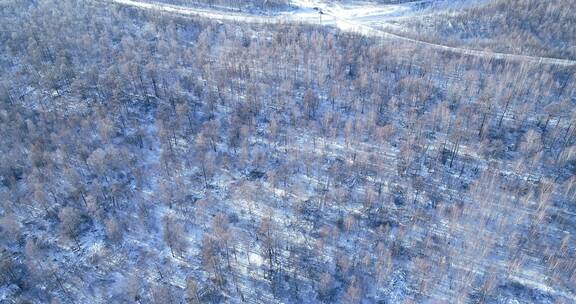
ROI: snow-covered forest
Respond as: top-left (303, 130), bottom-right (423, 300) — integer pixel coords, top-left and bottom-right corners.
top-left (390, 0), bottom-right (576, 60)
top-left (0, 0), bottom-right (575, 303)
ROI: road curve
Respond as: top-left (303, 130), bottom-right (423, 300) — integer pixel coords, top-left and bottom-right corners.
top-left (105, 0), bottom-right (576, 67)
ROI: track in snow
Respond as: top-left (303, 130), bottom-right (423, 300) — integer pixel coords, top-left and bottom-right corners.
top-left (106, 0), bottom-right (576, 66)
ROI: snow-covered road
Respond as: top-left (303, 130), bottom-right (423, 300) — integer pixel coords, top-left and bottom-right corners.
top-left (105, 0), bottom-right (576, 66)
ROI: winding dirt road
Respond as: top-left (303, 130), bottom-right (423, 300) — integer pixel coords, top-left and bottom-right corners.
top-left (106, 0), bottom-right (576, 66)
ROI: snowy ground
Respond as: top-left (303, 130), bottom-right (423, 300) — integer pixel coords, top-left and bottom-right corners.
top-left (105, 0), bottom-right (576, 66)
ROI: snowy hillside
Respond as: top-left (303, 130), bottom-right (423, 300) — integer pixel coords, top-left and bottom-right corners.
top-left (0, 0), bottom-right (574, 303)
